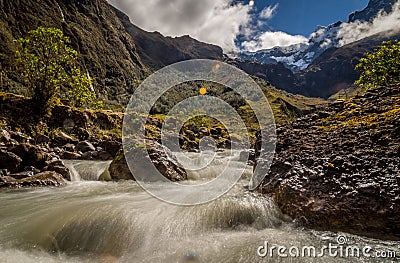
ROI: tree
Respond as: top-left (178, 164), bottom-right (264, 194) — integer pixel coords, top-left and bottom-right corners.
top-left (355, 40), bottom-right (400, 89)
top-left (14, 26), bottom-right (101, 114)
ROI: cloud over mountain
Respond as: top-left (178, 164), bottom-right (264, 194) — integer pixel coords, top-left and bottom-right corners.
top-left (108, 0), bottom-right (252, 52)
top-left (338, 0), bottom-right (400, 45)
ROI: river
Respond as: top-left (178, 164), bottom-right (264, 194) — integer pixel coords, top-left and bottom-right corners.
top-left (0, 152), bottom-right (399, 262)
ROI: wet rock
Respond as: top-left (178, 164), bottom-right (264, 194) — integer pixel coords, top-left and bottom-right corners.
top-left (10, 144), bottom-right (48, 169)
top-left (0, 150), bottom-right (22, 173)
top-left (100, 140), bottom-right (121, 157)
top-left (0, 171), bottom-right (66, 188)
top-left (10, 171), bottom-right (34, 179)
top-left (25, 145), bottom-right (48, 169)
top-left (76, 141), bottom-right (96, 152)
top-left (45, 160), bottom-right (71, 181)
top-left (109, 150), bottom-right (133, 180)
top-left (81, 151), bottom-right (97, 160)
top-left (110, 141), bottom-right (187, 182)
top-left (99, 151), bottom-right (113, 161)
top-left (0, 175), bottom-right (15, 183)
top-left (62, 151), bottom-right (82, 160)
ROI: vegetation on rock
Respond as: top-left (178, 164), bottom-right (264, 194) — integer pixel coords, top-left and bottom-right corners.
top-left (14, 27), bottom-right (101, 113)
top-left (355, 40), bottom-right (400, 89)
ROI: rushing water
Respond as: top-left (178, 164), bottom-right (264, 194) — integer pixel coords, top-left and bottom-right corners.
top-left (0, 152), bottom-right (399, 263)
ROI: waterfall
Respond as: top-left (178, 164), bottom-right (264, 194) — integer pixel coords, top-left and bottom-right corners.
top-left (85, 67), bottom-right (95, 92)
top-left (55, 1), bottom-right (65, 22)
top-left (63, 160), bottom-right (112, 181)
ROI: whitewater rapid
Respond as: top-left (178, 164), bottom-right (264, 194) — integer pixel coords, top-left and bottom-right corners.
top-left (0, 152), bottom-right (398, 262)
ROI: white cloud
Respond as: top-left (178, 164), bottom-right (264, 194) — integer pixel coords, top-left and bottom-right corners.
top-left (108, 0), bottom-right (252, 52)
top-left (259, 4), bottom-right (278, 20)
top-left (338, 0), bottom-right (400, 46)
top-left (242, 31), bottom-right (308, 51)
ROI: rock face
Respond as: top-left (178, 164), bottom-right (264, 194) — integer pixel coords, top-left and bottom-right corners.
top-left (0, 0), bottom-right (148, 104)
top-left (0, 171), bottom-right (66, 188)
top-left (0, 150), bottom-right (22, 173)
top-left (109, 141), bottom-right (187, 182)
top-left (256, 85), bottom-right (400, 240)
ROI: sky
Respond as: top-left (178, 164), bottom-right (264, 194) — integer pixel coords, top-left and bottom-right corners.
top-left (253, 0), bottom-right (369, 36)
top-left (109, 0), bottom-right (399, 52)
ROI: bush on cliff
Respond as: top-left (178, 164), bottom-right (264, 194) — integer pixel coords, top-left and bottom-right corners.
top-left (355, 40), bottom-right (400, 89)
top-left (14, 27), bottom-right (101, 114)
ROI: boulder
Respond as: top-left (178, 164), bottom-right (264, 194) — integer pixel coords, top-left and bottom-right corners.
top-left (0, 150), bottom-right (22, 173)
top-left (54, 131), bottom-right (77, 145)
top-left (0, 171), bottom-right (66, 188)
top-left (109, 150), bottom-right (133, 180)
top-left (99, 151), bottom-right (113, 161)
top-left (100, 140), bottom-right (121, 157)
top-left (45, 160), bottom-right (71, 180)
top-left (76, 141), bottom-right (96, 152)
top-left (35, 134), bottom-right (50, 144)
top-left (62, 151), bottom-right (82, 160)
top-left (10, 171), bottom-right (34, 180)
top-left (10, 144), bottom-right (48, 169)
top-left (109, 141), bottom-right (187, 182)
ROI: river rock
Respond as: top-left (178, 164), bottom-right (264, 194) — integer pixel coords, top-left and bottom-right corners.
top-left (99, 140), bottom-right (121, 157)
top-left (109, 150), bottom-right (133, 180)
top-left (9, 144), bottom-right (48, 169)
top-left (45, 160), bottom-right (71, 181)
top-left (10, 171), bottom-right (34, 179)
top-left (109, 141), bottom-right (187, 182)
top-left (62, 151), bottom-right (82, 160)
top-left (99, 151), bottom-right (113, 161)
top-left (76, 141), bottom-right (96, 152)
top-left (0, 171), bottom-right (66, 188)
top-left (0, 150), bottom-right (22, 173)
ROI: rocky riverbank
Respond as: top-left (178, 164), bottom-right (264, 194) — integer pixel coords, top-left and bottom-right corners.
top-left (0, 93), bottom-right (188, 187)
top-left (256, 84), bottom-right (400, 240)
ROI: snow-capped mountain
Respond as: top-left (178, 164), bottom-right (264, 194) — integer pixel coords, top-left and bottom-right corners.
top-left (239, 21), bottom-right (342, 71)
top-left (238, 0), bottom-right (398, 72)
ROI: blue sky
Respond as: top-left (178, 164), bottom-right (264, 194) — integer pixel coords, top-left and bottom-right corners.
top-left (252, 0), bottom-right (369, 36)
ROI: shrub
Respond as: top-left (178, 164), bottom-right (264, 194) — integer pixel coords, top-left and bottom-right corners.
top-left (14, 27), bottom-right (101, 114)
top-left (355, 40), bottom-right (400, 89)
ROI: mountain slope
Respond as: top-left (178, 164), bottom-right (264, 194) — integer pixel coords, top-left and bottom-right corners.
top-left (112, 7), bottom-right (224, 70)
top-left (0, 0), bottom-right (149, 106)
top-left (0, 0), bottom-right (224, 107)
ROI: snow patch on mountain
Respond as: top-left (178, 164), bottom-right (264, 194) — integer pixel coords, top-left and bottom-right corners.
top-left (238, 0), bottom-right (400, 72)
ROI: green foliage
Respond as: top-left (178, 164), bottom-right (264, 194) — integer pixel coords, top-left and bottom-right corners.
top-left (355, 40), bottom-right (400, 89)
top-left (14, 27), bottom-right (101, 113)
